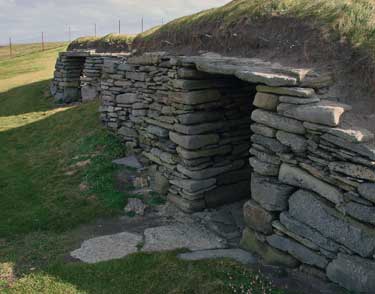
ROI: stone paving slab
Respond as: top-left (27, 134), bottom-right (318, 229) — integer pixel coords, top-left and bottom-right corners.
top-left (142, 223), bottom-right (227, 252)
top-left (178, 249), bottom-right (257, 265)
top-left (112, 155), bottom-right (143, 170)
top-left (70, 232), bottom-right (143, 264)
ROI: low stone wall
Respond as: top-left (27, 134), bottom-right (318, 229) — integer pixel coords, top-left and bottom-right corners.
top-left (51, 51), bottom-right (375, 292)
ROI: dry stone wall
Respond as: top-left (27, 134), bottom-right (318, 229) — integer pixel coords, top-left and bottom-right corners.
top-left (51, 51), bottom-right (375, 293)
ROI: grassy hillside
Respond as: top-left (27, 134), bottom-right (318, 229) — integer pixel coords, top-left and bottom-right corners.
top-left (67, 34), bottom-right (135, 52)
top-left (0, 44), bottom-right (284, 293)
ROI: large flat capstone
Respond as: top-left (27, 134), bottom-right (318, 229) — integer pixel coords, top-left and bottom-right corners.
top-left (70, 232), bottom-right (143, 264)
top-left (142, 223), bottom-right (227, 252)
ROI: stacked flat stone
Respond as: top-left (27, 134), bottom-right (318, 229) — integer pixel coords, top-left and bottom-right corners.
top-left (99, 52), bottom-right (253, 212)
top-left (51, 51), bottom-right (375, 292)
top-left (51, 51), bottom-right (91, 103)
top-left (80, 55), bottom-right (104, 102)
top-left (243, 85), bottom-right (375, 293)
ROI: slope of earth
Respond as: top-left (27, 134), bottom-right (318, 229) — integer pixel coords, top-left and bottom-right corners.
top-left (0, 44), bottom-right (284, 294)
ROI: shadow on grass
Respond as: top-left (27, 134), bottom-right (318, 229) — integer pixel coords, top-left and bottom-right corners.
top-left (0, 80), bottom-right (55, 116)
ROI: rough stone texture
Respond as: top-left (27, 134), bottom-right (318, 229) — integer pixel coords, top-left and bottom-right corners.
top-left (257, 86), bottom-right (315, 97)
top-left (327, 254), bottom-right (375, 293)
top-left (328, 162), bottom-right (375, 182)
top-left (342, 201), bottom-right (375, 225)
top-left (112, 155), bottom-right (143, 170)
top-left (142, 223), bottom-right (227, 252)
top-left (124, 198), bottom-right (147, 216)
top-left (251, 173), bottom-right (295, 211)
top-left (276, 131), bottom-right (307, 153)
top-left (267, 235), bottom-right (328, 269)
top-left (178, 249), bottom-right (257, 265)
top-left (251, 123), bottom-right (276, 137)
top-left (288, 190), bottom-right (375, 257)
top-left (70, 232), bottom-right (143, 263)
top-left (249, 157), bottom-right (279, 176)
top-left (328, 127), bottom-right (374, 143)
top-left (280, 101), bottom-right (349, 127)
top-left (81, 85), bottom-right (98, 102)
top-left (252, 109), bottom-right (305, 134)
top-left (358, 183), bottom-right (375, 203)
top-left (279, 164), bottom-right (343, 205)
top-left (204, 181), bottom-right (250, 208)
top-left (240, 228), bottom-right (299, 268)
top-left (243, 200), bottom-right (274, 234)
top-left (169, 132), bottom-right (219, 150)
top-left (253, 92), bottom-right (279, 110)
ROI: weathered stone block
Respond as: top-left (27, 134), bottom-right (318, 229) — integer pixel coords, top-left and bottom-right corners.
top-left (256, 85), bottom-right (315, 97)
top-left (240, 228), bottom-right (299, 268)
top-left (251, 123), bottom-right (276, 138)
top-left (279, 96), bottom-right (320, 104)
top-left (126, 71), bottom-right (146, 81)
top-left (169, 89), bottom-right (221, 105)
top-left (236, 70), bottom-right (297, 87)
top-left (249, 157), bottom-right (279, 176)
top-left (169, 132), bottom-right (219, 150)
top-left (170, 178), bottom-right (216, 194)
top-left (279, 164), bottom-right (343, 205)
top-left (177, 112), bottom-right (223, 125)
top-left (176, 145), bottom-right (231, 160)
top-left (168, 194), bottom-right (205, 213)
top-left (146, 126), bottom-right (169, 138)
top-left (243, 200), bottom-right (274, 234)
top-left (328, 127), bottom-right (374, 143)
top-left (116, 93), bottom-right (138, 104)
top-left (289, 190), bottom-right (375, 257)
top-left (253, 92), bottom-right (279, 110)
top-left (251, 134), bottom-right (290, 153)
top-left (251, 173), bottom-right (295, 211)
top-left (276, 131), bottom-right (307, 153)
top-left (251, 109), bottom-right (305, 135)
top-left (327, 254), bottom-right (375, 293)
top-left (328, 162), bottom-right (375, 182)
top-left (267, 235), bottom-right (328, 269)
top-left (280, 101), bottom-right (350, 127)
top-left (358, 183), bottom-right (375, 204)
top-left (118, 127), bottom-right (138, 138)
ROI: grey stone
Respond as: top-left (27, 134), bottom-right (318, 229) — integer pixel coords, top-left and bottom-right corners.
top-left (176, 145), bottom-right (231, 160)
top-left (216, 167), bottom-right (251, 185)
top-left (177, 160), bottom-right (243, 180)
top-left (126, 71), bottom-right (146, 81)
top-left (169, 89), bottom-right (221, 105)
top-left (236, 70), bottom-right (297, 87)
top-left (118, 127), bottom-right (138, 138)
top-left (327, 254), bottom-right (375, 293)
top-left (153, 172), bottom-right (169, 195)
top-left (358, 183), bottom-right (375, 203)
top-left (205, 181), bottom-right (250, 208)
top-left (177, 112), bottom-right (223, 125)
top-left (174, 122), bottom-right (223, 135)
top-left (328, 127), bottom-right (374, 143)
top-left (279, 164), bottom-right (344, 205)
top-left (70, 232), bottom-right (143, 263)
top-left (280, 212), bottom-right (340, 252)
top-left (243, 200), bottom-right (274, 234)
top-left (169, 132), bottom-right (219, 150)
top-left (251, 173), bottom-right (295, 211)
top-left (249, 148), bottom-right (281, 165)
top-left (81, 85), bottom-right (98, 102)
top-left (280, 101), bottom-right (350, 127)
top-left (266, 235), bottom-right (328, 269)
top-left (257, 85), bottom-right (315, 97)
top-left (251, 123), bottom-right (276, 137)
top-left (253, 92), bottom-right (279, 110)
top-left (112, 155), bottom-right (143, 170)
top-left (124, 198), bottom-right (147, 216)
top-left (249, 157), bottom-right (279, 176)
top-left (178, 249), bottom-right (257, 265)
top-left (240, 228), bottom-right (299, 268)
top-left (168, 194), bottom-right (205, 213)
top-left (322, 134), bottom-right (375, 160)
top-left (116, 93), bottom-right (138, 104)
top-left (142, 223), bottom-right (227, 252)
top-left (342, 201), bottom-right (375, 225)
top-left (170, 178), bottom-right (216, 194)
top-left (289, 190), bottom-right (375, 257)
top-left (329, 162), bottom-right (375, 182)
top-left (251, 109), bottom-right (305, 135)
top-left (276, 131), bottom-right (307, 153)
top-left (251, 134), bottom-right (290, 153)
top-left (279, 96), bottom-right (320, 104)
top-left (147, 125), bottom-right (169, 138)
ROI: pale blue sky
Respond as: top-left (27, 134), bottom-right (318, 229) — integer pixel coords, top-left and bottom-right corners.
top-left (0, 0), bottom-right (230, 45)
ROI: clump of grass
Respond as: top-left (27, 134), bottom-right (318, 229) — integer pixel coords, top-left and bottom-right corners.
top-left (68, 34), bottom-right (135, 51)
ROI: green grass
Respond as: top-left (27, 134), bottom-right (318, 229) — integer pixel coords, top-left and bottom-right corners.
top-left (0, 44), bottom-right (284, 293)
top-left (68, 34), bottom-right (135, 51)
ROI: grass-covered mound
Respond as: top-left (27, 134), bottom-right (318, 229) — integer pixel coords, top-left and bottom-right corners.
top-left (67, 33), bottom-right (135, 52)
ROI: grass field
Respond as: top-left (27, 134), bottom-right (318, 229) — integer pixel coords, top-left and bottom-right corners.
top-left (0, 43), bottom-right (284, 293)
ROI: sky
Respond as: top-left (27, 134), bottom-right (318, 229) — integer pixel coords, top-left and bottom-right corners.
top-left (0, 0), bottom-right (231, 45)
